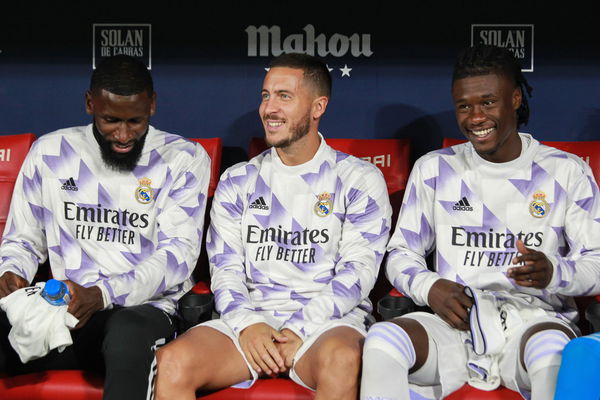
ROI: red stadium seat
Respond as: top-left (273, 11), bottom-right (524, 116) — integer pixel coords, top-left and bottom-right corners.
top-left (0, 133), bottom-right (36, 242)
top-left (202, 378), bottom-right (314, 399)
top-left (441, 137), bottom-right (466, 148)
top-left (248, 136), bottom-right (269, 159)
top-left (180, 137), bottom-right (224, 328)
top-left (0, 136), bottom-right (223, 400)
top-left (542, 140), bottom-right (600, 187)
top-left (445, 383), bottom-right (523, 399)
top-left (190, 137), bottom-right (223, 198)
top-left (0, 370), bottom-right (103, 400)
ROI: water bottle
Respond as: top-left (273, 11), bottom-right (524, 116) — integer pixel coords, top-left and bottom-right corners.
top-left (40, 279), bottom-right (71, 306)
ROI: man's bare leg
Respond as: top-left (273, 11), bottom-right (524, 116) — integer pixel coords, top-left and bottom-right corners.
top-left (154, 326), bottom-right (252, 400)
top-left (293, 326), bottom-right (364, 400)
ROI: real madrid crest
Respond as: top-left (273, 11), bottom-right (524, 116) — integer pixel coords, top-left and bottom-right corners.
top-left (135, 177), bottom-right (154, 204)
top-left (529, 190), bottom-right (550, 218)
top-left (314, 192), bottom-right (333, 217)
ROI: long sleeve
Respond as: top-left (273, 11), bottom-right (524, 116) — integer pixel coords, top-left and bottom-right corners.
top-left (207, 164), bottom-right (268, 335)
top-left (0, 140), bottom-right (48, 282)
top-left (545, 160), bottom-right (600, 296)
top-left (385, 157), bottom-right (441, 306)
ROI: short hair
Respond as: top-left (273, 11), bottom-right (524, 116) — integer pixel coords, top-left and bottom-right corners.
top-left (90, 55), bottom-right (154, 96)
top-left (268, 53), bottom-right (332, 98)
top-left (452, 44), bottom-right (533, 127)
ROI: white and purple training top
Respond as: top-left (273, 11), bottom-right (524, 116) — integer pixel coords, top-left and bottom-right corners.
top-left (0, 124), bottom-right (211, 315)
top-left (207, 134), bottom-right (392, 340)
top-left (387, 133), bottom-right (600, 324)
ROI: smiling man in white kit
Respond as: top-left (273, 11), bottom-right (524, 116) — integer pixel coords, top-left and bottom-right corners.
top-left (360, 44), bottom-right (600, 400)
top-left (153, 53), bottom-right (392, 400)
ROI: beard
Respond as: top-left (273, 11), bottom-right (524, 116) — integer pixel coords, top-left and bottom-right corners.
top-left (265, 111), bottom-right (311, 149)
top-left (92, 123), bottom-right (147, 172)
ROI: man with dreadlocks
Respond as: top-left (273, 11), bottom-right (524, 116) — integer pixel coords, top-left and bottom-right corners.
top-left (360, 44), bottom-right (600, 400)
top-left (0, 55), bottom-right (210, 399)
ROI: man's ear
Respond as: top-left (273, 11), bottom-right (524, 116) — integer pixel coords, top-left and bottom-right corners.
top-left (312, 96), bottom-right (329, 120)
top-left (85, 91), bottom-right (94, 115)
top-left (149, 92), bottom-right (157, 116)
top-left (512, 86), bottom-right (522, 111)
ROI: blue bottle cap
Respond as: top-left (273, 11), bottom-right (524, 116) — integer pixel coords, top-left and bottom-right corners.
top-left (45, 279), bottom-right (62, 297)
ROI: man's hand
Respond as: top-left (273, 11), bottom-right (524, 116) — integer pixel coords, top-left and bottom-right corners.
top-left (427, 278), bottom-right (473, 331)
top-left (0, 272), bottom-right (28, 298)
top-left (507, 240), bottom-right (553, 289)
top-left (64, 281), bottom-right (103, 329)
top-left (275, 328), bottom-right (303, 372)
top-left (239, 322), bottom-right (287, 376)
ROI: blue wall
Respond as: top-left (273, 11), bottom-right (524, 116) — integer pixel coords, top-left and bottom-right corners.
top-left (1, 3), bottom-right (598, 170)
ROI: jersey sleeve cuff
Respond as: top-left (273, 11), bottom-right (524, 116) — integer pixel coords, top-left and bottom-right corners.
top-left (413, 272), bottom-right (443, 306)
top-left (95, 283), bottom-right (113, 310)
top-left (0, 266), bottom-right (28, 282)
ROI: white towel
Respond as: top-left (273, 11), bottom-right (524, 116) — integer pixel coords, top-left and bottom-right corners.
top-left (463, 286), bottom-right (505, 356)
top-left (462, 286), bottom-right (505, 391)
top-left (0, 282), bottom-right (79, 363)
top-left (461, 287), bottom-right (551, 391)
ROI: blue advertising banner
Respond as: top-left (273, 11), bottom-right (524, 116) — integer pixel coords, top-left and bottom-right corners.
top-left (1, 2), bottom-right (599, 170)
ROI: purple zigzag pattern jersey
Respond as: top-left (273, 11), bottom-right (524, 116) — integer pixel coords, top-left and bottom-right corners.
top-left (0, 125), bottom-right (211, 315)
top-left (387, 133), bottom-right (600, 324)
top-left (207, 134), bottom-right (392, 339)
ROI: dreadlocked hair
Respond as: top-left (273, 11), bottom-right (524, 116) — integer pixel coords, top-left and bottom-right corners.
top-left (452, 44), bottom-right (533, 127)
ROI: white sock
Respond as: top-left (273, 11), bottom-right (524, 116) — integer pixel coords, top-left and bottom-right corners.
top-left (523, 329), bottom-right (570, 400)
top-left (360, 322), bottom-right (416, 400)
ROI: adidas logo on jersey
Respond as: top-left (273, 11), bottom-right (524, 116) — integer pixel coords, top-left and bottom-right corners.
top-left (453, 197), bottom-right (472, 211)
top-left (61, 177), bottom-right (78, 191)
top-left (249, 196), bottom-right (269, 210)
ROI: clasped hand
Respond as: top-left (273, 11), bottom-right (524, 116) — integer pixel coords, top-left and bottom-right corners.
top-left (239, 323), bottom-right (303, 376)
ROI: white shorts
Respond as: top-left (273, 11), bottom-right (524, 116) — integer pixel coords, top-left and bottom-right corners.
top-left (199, 318), bottom-right (366, 391)
top-left (400, 311), bottom-right (575, 399)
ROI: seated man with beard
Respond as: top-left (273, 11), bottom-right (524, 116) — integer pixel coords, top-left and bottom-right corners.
top-left (0, 55), bottom-right (211, 400)
top-left (153, 53), bottom-right (392, 400)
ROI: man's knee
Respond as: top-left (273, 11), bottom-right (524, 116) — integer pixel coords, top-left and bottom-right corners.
top-left (155, 341), bottom-right (197, 389)
top-left (315, 333), bottom-right (362, 377)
